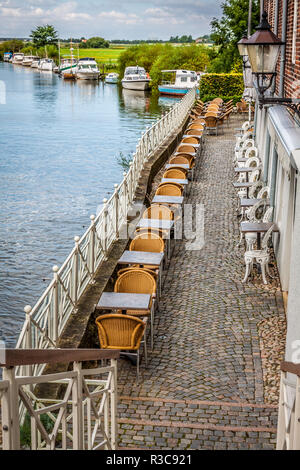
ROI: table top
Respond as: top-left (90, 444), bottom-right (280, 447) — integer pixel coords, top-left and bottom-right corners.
top-left (240, 222), bottom-right (279, 233)
top-left (118, 250), bottom-right (164, 267)
top-left (234, 167), bottom-right (256, 173)
top-left (165, 163), bottom-right (190, 170)
top-left (97, 292), bottom-right (151, 311)
top-left (240, 198), bottom-right (270, 207)
top-left (233, 182), bottom-right (253, 188)
top-left (137, 218), bottom-right (174, 230)
top-left (236, 158), bottom-right (248, 163)
top-left (152, 195), bottom-right (184, 204)
top-left (161, 178), bottom-right (189, 185)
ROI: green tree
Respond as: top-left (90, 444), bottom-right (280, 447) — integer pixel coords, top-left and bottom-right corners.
top-left (83, 37), bottom-right (109, 48)
top-left (209, 0), bottom-right (260, 72)
top-left (0, 39), bottom-right (25, 59)
top-left (30, 24), bottom-right (58, 47)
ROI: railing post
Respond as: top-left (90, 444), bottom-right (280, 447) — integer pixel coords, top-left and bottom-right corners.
top-left (2, 366), bottom-right (20, 450)
top-left (110, 358), bottom-right (118, 450)
top-left (24, 305), bottom-right (33, 377)
top-left (73, 237), bottom-right (80, 306)
top-left (114, 184), bottom-right (119, 239)
top-left (52, 266), bottom-right (59, 343)
top-left (1, 379), bottom-right (12, 450)
top-left (72, 361), bottom-right (83, 450)
top-left (102, 199), bottom-right (108, 259)
top-left (89, 215), bottom-right (95, 278)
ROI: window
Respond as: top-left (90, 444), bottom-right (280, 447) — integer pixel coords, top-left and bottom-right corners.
top-left (292, 0), bottom-right (298, 65)
top-left (180, 77), bottom-right (187, 82)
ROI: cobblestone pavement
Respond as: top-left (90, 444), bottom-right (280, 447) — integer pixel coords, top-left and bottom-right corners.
top-left (116, 114), bottom-right (286, 450)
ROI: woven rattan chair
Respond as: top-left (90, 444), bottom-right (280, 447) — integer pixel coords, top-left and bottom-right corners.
top-left (212, 98), bottom-right (223, 105)
top-left (172, 153), bottom-right (195, 168)
top-left (205, 116), bottom-right (218, 135)
top-left (181, 137), bottom-right (200, 145)
top-left (114, 269), bottom-right (157, 348)
top-left (185, 129), bottom-right (203, 136)
top-left (117, 266), bottom-right (158, 280)
top-left (142, 204), bottom-right (174, 220)
top-left (130, 232), bottom-right (165, 253)
top-left (177, 144), bottom-right (197, 154)
top-left (155, 183), bottom-right (183, 196)
top-left (190, 119), bottom-right (206, 126)
top-left (163, 168), bottom-right (187, 180)
top-left (169, 155), bottom-right (194, 169)
top-left (95, 313), bottom-right (147, 382)
top-left (134, 227), bottom-right (168, 239)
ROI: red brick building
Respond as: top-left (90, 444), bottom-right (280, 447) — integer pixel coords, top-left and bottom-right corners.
top-left (263, 0), bottom-right (300, 98)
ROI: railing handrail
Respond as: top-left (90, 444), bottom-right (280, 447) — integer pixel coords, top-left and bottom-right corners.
top-left (0, 348), bottom-right (120, 367)
top-left (280, 361), bottom-right (300, 377)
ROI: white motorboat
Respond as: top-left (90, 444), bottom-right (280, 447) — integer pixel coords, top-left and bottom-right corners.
top-left (105, 72), bottom-right (119, 84)
top-left (12, 53), bottom-right (24, 64)
top-left (31, 59), bottom-right (40, 68)
top-left (121, 66), bottom-right (150, 91)
top-left (60, 58), bottom-right (77, 79)
top-left (22, 55), bottom-right (39, 66)
top-left (38, 58), bottom-right (54, 71)
top-left (158, 70), bottom-right (198, 96)
top-left (76, 58), bottom-right (100, 80)
top-left (3, 52), bottom-right (12, 62)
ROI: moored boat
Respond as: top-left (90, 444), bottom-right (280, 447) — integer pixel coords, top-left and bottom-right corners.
top-left (23, 55), bottom-right (39, 66)
top-left (31, 58), bottom-right (40, 68)
top-left (76, 58), bottom-right (100, 80)
top-left (121, 66), bottom-right (150, 91)
top-left (38, 58), bottom-right (54, 71)
top-left (12, 53), bottom-right (24, 64)
top-left (105, 72), bottom-right (119, 84)
top-left (158, 70), bottom-right (198, 96)
top-left (60, 58), bottom-right (77, 79)
top-left (3, 52), bottom-right (13, 62)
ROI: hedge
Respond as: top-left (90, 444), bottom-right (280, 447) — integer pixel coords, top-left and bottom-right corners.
top-left (200, 94), bottom-right (242, 105)
top-left (199, 73), bottom-right (244, 98)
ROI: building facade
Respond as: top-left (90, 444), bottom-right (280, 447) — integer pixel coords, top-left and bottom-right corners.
top-left (254, 0), bottom-right (300, 363)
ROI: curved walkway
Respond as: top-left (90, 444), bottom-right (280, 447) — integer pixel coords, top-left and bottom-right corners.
top-left (117, 114), bottom-right (286, 450)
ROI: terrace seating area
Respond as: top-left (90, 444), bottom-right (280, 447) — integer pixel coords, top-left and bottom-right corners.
top-left (232, 122), bottom-right (279, 285)
top-left (95, 97), bottom-right (207, 382)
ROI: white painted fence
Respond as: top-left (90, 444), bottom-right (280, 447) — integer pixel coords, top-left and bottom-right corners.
top-left (0, 351), bottom-right (118, 450)
top-left (276, 363), bottom-right (300, 450)
top-left (15, 87), bottom-right (197, 378)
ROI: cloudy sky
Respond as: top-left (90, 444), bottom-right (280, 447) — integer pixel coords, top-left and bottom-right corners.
top-left (0, 0), bottom-right (223, 39)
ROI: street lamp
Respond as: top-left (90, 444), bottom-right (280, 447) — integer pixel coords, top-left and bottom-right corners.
top-left (243, 11), bottom-right (300, 115)
top-left (238, 31), bottom-right (254, 89)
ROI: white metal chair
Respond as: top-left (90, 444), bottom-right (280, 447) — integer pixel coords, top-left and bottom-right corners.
top-left (244, 206), bottom-right (274, 251)
top-left (257, 186), bottom-right (270, 199)
top-left (242, 224), bottom-right (276, 284)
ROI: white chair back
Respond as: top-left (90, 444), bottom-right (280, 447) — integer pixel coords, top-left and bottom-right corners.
top-left (257, 186), bottom-right (270, 199)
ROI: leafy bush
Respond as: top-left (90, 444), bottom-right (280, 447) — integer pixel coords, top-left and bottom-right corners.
top-left (200, 94), bottom-right (242, 105)
top-left (200, 73), bottom-right (244, 98)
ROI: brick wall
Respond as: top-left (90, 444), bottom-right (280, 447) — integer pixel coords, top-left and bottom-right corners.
top-left (263, 0), bottom-right (300, 98)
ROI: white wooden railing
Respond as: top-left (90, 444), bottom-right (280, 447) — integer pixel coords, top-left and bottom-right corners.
top-left (14, 87), bottom-right (196, 379)
top-left (276, 361), bottom-right (300, 450)
top-left (0, 349), bottom-right (119, 450)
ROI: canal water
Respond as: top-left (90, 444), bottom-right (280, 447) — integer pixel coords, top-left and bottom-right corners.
top-left (0, 62), bottom-right (179, 347)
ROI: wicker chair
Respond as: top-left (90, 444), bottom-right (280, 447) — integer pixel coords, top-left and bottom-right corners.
top-left (212, 98), bottom-right (223, 105)
top-left (114, 269), bottom-right (157, 348)
top-left (142, 204), bottom-right (174, 220)
top-left (181, 137), bottom-right (200, 145)
top-left (155, 183), bottom-right (183, 196)
top-left (163, 168), bottom-right (187, 180)
top-left (95, 313), bottom-right (147, 382)
top-left (134, 227), bottom-right (168, 239)
top-left (177, 144), bottom-right (197, 154)
top-left (130, 232), bottom-right (165, 253)
top-left (185, 129), bottom-right (203, 136)
top-left (190, 119), bottom-right (205, 126)
top-left (172, 153), bottom-right (195, 168)
top-left (205, 116), bottom-right (218, 135)
top-left (117, 266), bottom-right (158, 280)
top-left (169, 155), bottom-right (194, 169)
